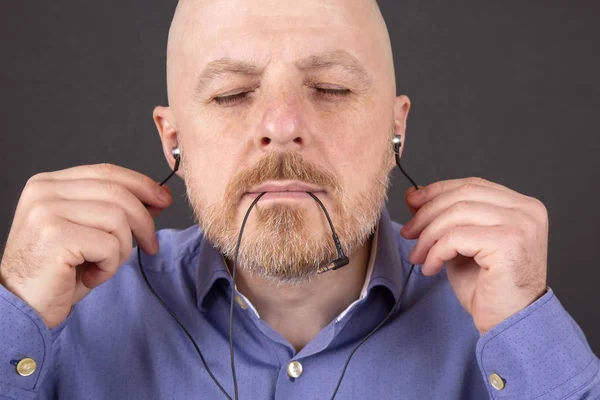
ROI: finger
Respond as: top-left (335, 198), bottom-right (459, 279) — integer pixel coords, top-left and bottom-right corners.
top-left (402, 183), bottom-right (529, 239)
top-left (420, 224), bottom-right (513, 276)
top-left (404, 185), bottom-right (425, 215)
top-left (147, 206), bottom-right (166, 219)
top-left (147, 185), bottom-right (172, 219)
top-left (58, 222), bottom-right (123, 288)
top-left (406, 177), bottom-right (529, 210)
top-left (408, 201), bottom-right (522, 264)
top-left (32, 163), bottom-right (172, 209)
top-left (44, 199), bottom-right (137, 261)
top-left (28, 179), bottom-right (159, 253)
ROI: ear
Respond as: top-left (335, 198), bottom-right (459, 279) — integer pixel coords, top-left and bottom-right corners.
top-left (153, 106), bottom-right (183, 177)
top-left (386, 95), bottom-right (411, 171)
top-left (393, 95), bottom-right (411, 159)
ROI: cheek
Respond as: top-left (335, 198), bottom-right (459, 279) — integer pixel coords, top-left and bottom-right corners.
top-left (181, 127), bottom-right (238, 207)
top-left (317, 103), bottom-right (390, 196)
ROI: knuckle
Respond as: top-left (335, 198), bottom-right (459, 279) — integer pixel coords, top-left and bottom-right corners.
top-left (418, 196), bottom-right (437, 215)
top-left (95, 163), bottom-right (117, 176)
top-left (136, 171), bottom-right (154, 190)
top-left (38, 218), bottom-right (62, 242)
top-left (27, 172), bottom-right (51, 183)
top-left (447, 225), bottom-right (463, 240)
top-left (108, 239), bottom-right (124, 271)
top-left (120, 233), bottom-right (133, 262)
top-left (27, 201), bottom-right (53, 226)
top-left (458, 183), bottom-right (478, 194)
top-left (22, 177), bottom-right (43, 200)
top-left (57, 246), bottom-right (84, 269)
top-left (104, 179), bottom-right (125, 197)
top-left (466, 176), bottom-right (488, 186)
top-left (518, 214), bottom-right (538, 236)
top-left (529, 197), bottom-right (549, 223)
top-left (106, 234), bottom-right (121, 254)
top-left (108, 203), bottom-right (128, 228)
top-left (450, 200), bottom-right (470, 215)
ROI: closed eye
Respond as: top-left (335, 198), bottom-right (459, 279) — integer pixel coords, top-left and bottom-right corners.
top-left (214, 91), bottom-right (253, 106)
top-left (213, 86), bottom-right (351, 106)
top-left (313, 87), bottom-right (352, 101)
top-left (316, 88), bottom-right (351, 97)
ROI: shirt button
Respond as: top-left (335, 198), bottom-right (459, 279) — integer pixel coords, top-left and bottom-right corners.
top-left (286, 360), bottom-right (303, 379)
top-left (16, 358), bottom-right (37, 377)
top-left (235, 295), bottom-right (248, 310)
top-left (489, 373), bottom-right (505, 390)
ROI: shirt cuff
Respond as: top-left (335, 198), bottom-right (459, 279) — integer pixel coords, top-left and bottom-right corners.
top-left (0, 282), bottom-right (53, 399)
top-left (476, 287), bottom-right (600, 399)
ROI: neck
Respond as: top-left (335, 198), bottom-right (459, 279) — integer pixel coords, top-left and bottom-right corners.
top-left (229, 237), bottom-right (372, 352)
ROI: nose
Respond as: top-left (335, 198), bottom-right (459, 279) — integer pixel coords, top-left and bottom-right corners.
top-left (255, 93), bottom-right (307, 151)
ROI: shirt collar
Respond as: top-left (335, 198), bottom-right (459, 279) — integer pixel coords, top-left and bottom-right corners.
top-left (192, 206), bottom-right (410, 312)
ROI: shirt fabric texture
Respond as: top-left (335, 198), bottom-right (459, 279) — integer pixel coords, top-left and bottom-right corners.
top-left (0, 207), bottom-right (598, 399)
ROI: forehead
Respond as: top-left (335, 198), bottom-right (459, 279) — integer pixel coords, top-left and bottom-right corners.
top-left (170, 0), bottom-right (384, 75)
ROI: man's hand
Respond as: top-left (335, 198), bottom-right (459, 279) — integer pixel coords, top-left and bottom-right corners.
top-left (400, 177), bottom-right (548, 335)
top-left (0, 164), bottom-right (172, 329)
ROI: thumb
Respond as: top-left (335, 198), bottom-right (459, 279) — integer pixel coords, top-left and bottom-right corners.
top-left (148, 185), bottom-right (172, 218)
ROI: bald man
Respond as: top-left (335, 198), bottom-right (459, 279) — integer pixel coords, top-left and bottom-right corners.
top-left (0, 1), bottom-right (598, 399)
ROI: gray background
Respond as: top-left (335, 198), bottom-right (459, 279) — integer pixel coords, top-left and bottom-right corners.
top-left (1, 1), bottom-right (598, 354)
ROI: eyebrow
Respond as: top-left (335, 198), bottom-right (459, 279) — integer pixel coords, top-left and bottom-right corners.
top-left (193, 50), bottom-right (372, 99)
top-left (194, 58), bottom-right (263, 98)
top-left (295, 50), bottom-right (372, 88)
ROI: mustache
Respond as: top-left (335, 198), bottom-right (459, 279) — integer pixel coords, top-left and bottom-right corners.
top-left (225, 151), bottom-right (342, 201)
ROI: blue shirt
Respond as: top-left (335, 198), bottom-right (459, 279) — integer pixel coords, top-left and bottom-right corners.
top-left (1, 207), bottom-right (599, 399)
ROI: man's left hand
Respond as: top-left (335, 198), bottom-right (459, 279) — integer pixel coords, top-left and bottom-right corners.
top-left (400, 177), bottom-right (549, 335)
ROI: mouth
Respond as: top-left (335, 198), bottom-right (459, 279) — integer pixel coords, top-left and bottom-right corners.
top-left (244, 180), bottom-right (327, 201)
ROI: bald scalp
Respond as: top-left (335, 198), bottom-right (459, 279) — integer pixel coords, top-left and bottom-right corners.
top-left (165, 0), bottom-right (395, 107)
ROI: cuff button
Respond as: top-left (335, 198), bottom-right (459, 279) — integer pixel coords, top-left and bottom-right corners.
top-left (16, 358), bottom-right (37, 377)
top-left (489, 373), bottom-right (505, 390)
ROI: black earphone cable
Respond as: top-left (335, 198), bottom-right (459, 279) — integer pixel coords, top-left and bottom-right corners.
top-left (228, 192), bottom-right (350, 400)
top-left (138, 152), bottom-right (234, 400)
top-left (138, 138), bottom-right (418, 400)
top-left (228, 192), bottom-right (266, 400)
top-left (328, 139), bottom-right (419, 399)
top-left (138, 247), bottom-right (232, 399)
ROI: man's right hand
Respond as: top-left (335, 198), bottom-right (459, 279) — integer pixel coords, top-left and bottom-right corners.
top-left (0, 163), bottom-right (172, 329)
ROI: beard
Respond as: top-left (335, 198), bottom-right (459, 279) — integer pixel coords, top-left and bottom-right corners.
top-left (183, 141), bottom-right (393, 284)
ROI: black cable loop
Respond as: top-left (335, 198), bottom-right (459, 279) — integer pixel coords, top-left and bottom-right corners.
top-left (229, 191), bottom-right (266, 400)
top-left (328, 141), bottom-right (419, 399)
top-left (139, 142), bottom-right (419, 400)
top-left (138, 153), bottom-right (233, 400)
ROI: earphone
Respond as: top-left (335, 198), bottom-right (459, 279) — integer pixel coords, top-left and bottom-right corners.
top-left (139, 134), bottom-right (420, 400)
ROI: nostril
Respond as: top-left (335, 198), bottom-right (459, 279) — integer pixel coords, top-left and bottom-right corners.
top-left (261, 137), bottom-right (271, 146)
top-left (293, 137), bottom-right (303, 145)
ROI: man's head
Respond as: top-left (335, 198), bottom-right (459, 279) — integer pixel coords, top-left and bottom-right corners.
top-left (153, 0), bottom-right (411, 283)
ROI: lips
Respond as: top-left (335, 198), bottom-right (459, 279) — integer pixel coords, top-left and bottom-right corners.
top-left (245, 180), bottom-right (326, 201)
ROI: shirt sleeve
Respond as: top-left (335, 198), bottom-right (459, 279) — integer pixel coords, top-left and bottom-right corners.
top-left (476, 287), bottom-right (600, 399)
top-left (0, 282), bottom-right (69, 400)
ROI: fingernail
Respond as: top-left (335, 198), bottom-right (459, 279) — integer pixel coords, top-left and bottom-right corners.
top-left (408, 246), bottom-right (415, 260)
top-left (409, 189), bottom-right (425, 201)
top-left (157, 186), bottom-right (170, 202)
top-left (153, 235), bottom-right (160, 252)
